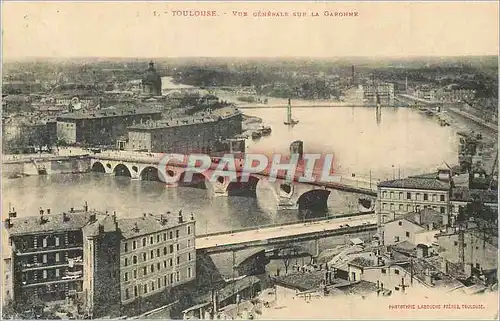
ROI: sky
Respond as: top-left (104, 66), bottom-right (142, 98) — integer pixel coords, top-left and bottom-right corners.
top-left (2, 1), bottom-right (499, 59)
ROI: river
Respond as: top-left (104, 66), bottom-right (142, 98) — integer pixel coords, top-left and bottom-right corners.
top-left (2, 106), bottom-right (467, 233)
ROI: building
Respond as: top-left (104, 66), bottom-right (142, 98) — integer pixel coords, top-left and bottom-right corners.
top-left (142, 61), bottom-right (162, 96)
top-left (56, 105), bottom-right (162, 146)
top-left (382, 209), bottom-right (444, 246)
top-left (449, 187), bottom-right (498, 225)
top-left (361, 83), bottom-right (395, 106)
top-left (377, 170), bottom-right (452, 233)
top-left (436, 230), bottom-right (498, 275)
top-left (126, 106), bottom-right (243, 154)
top-left (3, 206), bottom-right (196, 318)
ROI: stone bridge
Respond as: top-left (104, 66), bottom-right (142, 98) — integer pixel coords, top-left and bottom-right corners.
top-left (89, 154), bottom-right (336, 211)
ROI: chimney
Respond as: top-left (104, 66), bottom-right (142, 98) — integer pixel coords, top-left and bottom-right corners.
top-left (424, 269), bottom-right (433, 285)
top-left (89, 213), bottom-right (96, 222)
top-left (4, 218), bottom-right (12, 229)
top-left (134, 222), bottom-right (139, 232)
top-left (414, 212), bottom-right (422, 225)
top-left (143, 213), bottom-right (147, 218)
top-left (416, 244), bottom-right (428, 258)
top-left (47, 209), bottom-right (51, 215)
top-left (63, 212), bottom-right (70, 222)
top-left (178, 210), bottom-right (184, 223)
top-left (190, 213), bottom-right (195, 221)
top-left (70, 207), bottom-right (74, 213)
top-left (84, 201), bottom-right (89, 212)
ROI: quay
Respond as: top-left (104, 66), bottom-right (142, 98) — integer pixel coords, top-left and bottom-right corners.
top-left (195, 213), bottom-right (377, 254)
top-left (447, 107), bottom-right (498, 132)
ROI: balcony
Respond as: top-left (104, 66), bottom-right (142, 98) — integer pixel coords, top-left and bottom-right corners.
top-left (18, 259), bottom-right (83, 271)
top-left (15, 244), bottom-right (84, 256)
top-left (22, 275), bottom-right (83, 288)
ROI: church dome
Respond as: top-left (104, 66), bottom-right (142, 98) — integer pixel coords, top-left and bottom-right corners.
top-left (142, 61), bottom-right (161, 85)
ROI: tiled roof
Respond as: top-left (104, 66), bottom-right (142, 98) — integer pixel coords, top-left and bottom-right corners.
top-left (378, 177), bottom-right (450, 191)
top-left (451, 186), bottom-right (498, 203)
top-left (57, 105), bottom-right (161, 120)
top-left (272, 270), bottom-right (327, 291)
top-left (6, 210), bottom-right (104, 236)
top-left (128, 107), bottom-right (241, 130)
top-left (117, 213), bottom-right (194, 239)
top-left (349, 257), bottom-right (375, 267)
top-left (336, 280), bottom-right (379, 296)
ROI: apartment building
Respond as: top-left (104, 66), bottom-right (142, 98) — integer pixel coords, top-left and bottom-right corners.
top-left (3, 206), bottom-right (196, 318)
top-left (377, 170), bottom-right (452, 228)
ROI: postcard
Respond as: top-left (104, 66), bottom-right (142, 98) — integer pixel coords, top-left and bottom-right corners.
top-left (1, 1), bottom-right (498, 319)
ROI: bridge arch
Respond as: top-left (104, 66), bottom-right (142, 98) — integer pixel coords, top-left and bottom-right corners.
top-left (297, 189), bottom-right (331, 212)
top-left (178, 171), bottom-right (212, 190)
top-left (139, 166), bottom-right (160, 181)
top-left (113, 163), bottom-right (132, 177)
top-left (91, 161), bottom-right (106, 173)
top-left (226, 174), bottom-right (261, 197)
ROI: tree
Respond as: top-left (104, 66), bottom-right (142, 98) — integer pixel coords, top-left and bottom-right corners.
top-left (2, 298), bottom-right (18, 319)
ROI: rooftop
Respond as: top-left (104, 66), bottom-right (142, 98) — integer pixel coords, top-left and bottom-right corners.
top-left (117, 212), bottom-right (194, 239)
top-left (57, 105), bottom-right (161, 120)
top-left (386, 208), bottom-right (444, 229)
top-left (378, 176), bottom-right (450, 191)
top-left (128, 106), bottom-right (241, 130)
top-left (272, 270), bottom-right (332, 291)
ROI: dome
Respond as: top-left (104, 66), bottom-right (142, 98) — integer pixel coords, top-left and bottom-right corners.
top-left (142, 61), bottom-right (162, 85)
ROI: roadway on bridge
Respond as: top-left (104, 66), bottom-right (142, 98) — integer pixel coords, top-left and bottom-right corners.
top-left (195, 213), bottom-right (377, 250)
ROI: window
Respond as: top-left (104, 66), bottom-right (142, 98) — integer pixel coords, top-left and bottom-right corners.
top-left (125, 272), bottom-right (129, 282)
top-left (394, 236), bottom-right (400, 242)
top-left (415, 205), bottom-right (420, 212)
top-left (416, 193), bottom-right (421, 201)
top-left (133, 241), bottom-right (137, 250)
top-left (399, 192), bottom-right (403, 200)
top-left (157, 235), bottom-right (160, 243)
top-left (157, 249), bottom-right (160, 257)
top-left (142, 238), bottom-right (146, 247)
top-left (394, 269), bottom-right (399, 275)
top-left (423, 193), bottom-right (428, 201)
top-left (150, 250), bottom-right (154, 259)
top-left (133, 270), bottom-right (137, 279)
top-left (381, 269), bottom-right (386, 274)
top-left (124, 242), bottom-right (128, 252)
top-left (476, 263), bottom-right (480, 269)
top-left (187, 226), bottom-right (191, 234)
top-left (399, 204), bottom-right (403, 211)
top-left (151, 264), bottom-right (154, 273)
top-left (176, 230), bottom-right (179, 238)
top-left (188, 267), bottom-right (192, 278)
top-left (164, 275), bottom-right (168, 286)
top-left (405, 231), bottom-right (410, 237)
top-left (55, 253), bottom-right (60, 262)
top-left (169, 231), bottom-right (173, 239)
top-left (55, 237), bottom-right (60, 247)
top-left (398, 221), bottom-right (402, 226)
top-left (125, 288), bottom-right (130, 300)
top-left (142, 253), bottom-right (147, 261)
top-left (170, 245), bottom-right (174, 253)
top-left (43, 238), bottom-right (48, 248)
top-left (143, 267), bottom-right (147, 276)
top-left (432, 194), bottom-right (437, 202)
top-left (124, 258), bottom-right (128, 267)
top-left (454, 241), bottom-right (458, 246)
top-left (351, 272), bottom-right (356, 281)
top-left (164, 247), bottom-right (167, 255)
top-left (382, 203), bottom-right (387, 210)
top-left (440, 207), bottom-right (445, 214)
top-left (176, 271), bottom-right (180, 282)
top-left (169, 259), bottom-right (173, 266)
top-left (133, 256), bottom-right (137, 264)
top-left (188, 253), bottom-right (192, 261)
top-left (390, 192), bottom-right (394, 199)
top-left (177, 256), bottom-right (180, 265)
top-left (134, 286), bottom-right (138, 297)
top-left (170, 273), bottom-right (174, 283)
top-left (144, 284), bottom-right (148, 294)
top-left (164, 261), bottom-right (167, 268)
top-left (157, 262), bottom-right (161, 271)
top-left (176, 244), bottom-right (180, 251)
top-left (55, 269), bottom-right (60, 277)
top-left (150, 236), bottom-right (154, 245)
top-left (151, 281), bottom-right (155, 291)
top-left (390, 203), bottom-right (394, 210)
top-left (406, 192), bottom-right (411, 200)
top-left (158, 278), bottom-right (161, 289)
top-left (43, 270), bottom-right (48, 279)
top-left (163, 233), bottom-right (167, 241)
top-left (440, 195), bottom-right (445, 202)
top-left (43, 254), bottom-right (47, 263)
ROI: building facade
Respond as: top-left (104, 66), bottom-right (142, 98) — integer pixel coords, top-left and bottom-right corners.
top-left (361, 83), bottom-right (395, 106)
top-left (127, 107), bottom-right (243, 154)
top-left (382, 209), bottom-right (444, 246)
top-left (3, 207), bottom-right (196, 318)
top-left (56, 105), bottom-right (162, 146)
